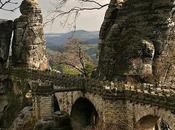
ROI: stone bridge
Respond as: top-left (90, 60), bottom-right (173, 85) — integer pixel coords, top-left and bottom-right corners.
top-left (1, 0), bottom-right (175, 129)
top-left (8, 68), bottom-right (175, 130)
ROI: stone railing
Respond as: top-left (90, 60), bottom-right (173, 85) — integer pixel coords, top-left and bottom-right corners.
top-left (8, 68), bottom-right (86, 92)
top-left (8, 68), bottom-right (175, 95)
top-left (8, 68), bottom-right (175, 113)
top-left (82, 80), bottom-right (175, 113)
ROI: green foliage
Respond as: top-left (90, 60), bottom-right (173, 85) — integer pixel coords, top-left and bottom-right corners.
top-left (61, 64), bottom-right (80, 76)
top-left (84, 61), bottom-right (95, 77)
top-left (47, 38), bottom-right (97, 77)
top-left (59, 61), bottom-right (95, 77)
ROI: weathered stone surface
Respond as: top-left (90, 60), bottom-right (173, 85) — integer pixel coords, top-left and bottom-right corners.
top-left (96, 0), bottom-right (175, 83)
top-left (3, 0), bottom-right (175, 129)
top-left (0, 19), bottom-right (13, 70)
top-left (9, 67), bottom-right (175, 129)
top-left (34, 118), bottom-right (55, 130)
top-left (12, 0), bottom-right (48, 70)
top-left (0, 79), bottom-right (30, 129)
top-left (10, 106), bottom-right (33, 130)
top-left (0, 95), bottom-right (8, 124)
top-left (34, 112), bottom-right (72, 130)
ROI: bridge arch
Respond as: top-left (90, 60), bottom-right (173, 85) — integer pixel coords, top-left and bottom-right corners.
top-left (70, 97), bottom-right (99, 129)
top-left (135, 115), bottom-right (159, 130)
top-left (135, 115), bottom-right (173, 130)
top-left (53, 95), bottom-right (60, 112)
top-left (132, 104), bottom-right (175, 129)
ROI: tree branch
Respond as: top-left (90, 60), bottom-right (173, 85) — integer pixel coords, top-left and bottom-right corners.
top-left (0, 0), bottom-right (18, 12)
top-left (78, 45), bottom-right (87, 77)
top-left (59, 62), bottom-right (85, 75)
top-left (80, 0), bottom-right (105, 7)
top-left (44, 0), bottom-right (109, 26)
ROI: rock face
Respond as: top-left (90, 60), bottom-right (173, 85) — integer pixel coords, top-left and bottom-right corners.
top-left (12, 0), bottom-right (48, 70)
top-left (0, 20), bottom-right (13, 70)
top-left (34, 112), bottom-right (72, 130)
top-left (96, 0), bottom-right (175, 83)
top-left (0, 95), bottom-right (8, 125)
top-left (10, 106), bottom-right (33, 130)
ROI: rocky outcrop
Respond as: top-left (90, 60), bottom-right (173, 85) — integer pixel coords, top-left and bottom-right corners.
top-left (0, 19), bottom-right (13, 71)
top-left (96, 0), bottom-right (175, 83)
top-left (10, 106), bottom-right (33, 130)
top-left (12, 0), bottom-right (48, 70)
top-left (34, 112), bottom-right (72, 130)
top-left (0, 95), bottom-right (8, 125)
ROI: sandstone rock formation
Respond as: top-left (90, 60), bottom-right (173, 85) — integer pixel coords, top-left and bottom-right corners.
top-left (0, 95), bottom-right (8, 125)
top-left (96, 0), bottom-right (175, 83)
top-left (12, 0), bottom-right (48, 70)
top-left (0, 20), bottom-right (13, 71)
top-left (34, 112), bottom-right (72, 130)
top-left (9, 106), bottom-right (33, 130)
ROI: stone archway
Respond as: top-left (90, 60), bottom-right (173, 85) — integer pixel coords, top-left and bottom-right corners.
top-left (70, 97), bottom-right (99, 129)
top-left (129, 103), bottom-right (175, 130)
top-left (135, 115), bottom-right (172, 130)
top-left (53, 95), bottom-right (60, 112)
top-left (135, 115), bottom-right (159, 130)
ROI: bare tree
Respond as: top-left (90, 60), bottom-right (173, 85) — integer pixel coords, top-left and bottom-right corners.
top-left (59, 39), bottom-right (95, 77)
top-left (48, 39), bottom-right (95, 77)
top-left (0, 0), bottom-right (19, 12)
top-left (45, 0), bottom-right (109, 29)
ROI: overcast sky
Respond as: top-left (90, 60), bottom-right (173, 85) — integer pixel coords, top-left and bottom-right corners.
top-left (0, 0), bottom-right (109, 33)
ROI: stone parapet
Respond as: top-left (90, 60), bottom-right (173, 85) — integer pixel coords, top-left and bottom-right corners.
top-left (9, 68), bottom-right (175, 114)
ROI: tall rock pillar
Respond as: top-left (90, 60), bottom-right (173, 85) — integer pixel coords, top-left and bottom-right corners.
top-left (96, 0), bottom-right (175, 83)
top-left (12, 0), bottom-right (48, 70)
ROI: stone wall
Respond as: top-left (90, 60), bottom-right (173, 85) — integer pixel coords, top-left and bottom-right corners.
top-left (96, 0), bottom-right (175, 83)
top-left (0, 20), bottom-right (13, 71)
top-left (102, 100), bottom-right (133, 130)
top-left (128, 102), bottom-right (175, 130)
top-left (55, 91), bottom-right (105, 128)
top-left (32, 83), bottom-right (54, 119)
top-left (55, 92), bottom-right (104, 117)
top-left (36, 88), bottom-right (175, 129)
top-left (8, 68), bottom-right (175, 129)
top-left (33, 95), bottom-right (53, 119)
top-left (55, 91), bottom-right (84, 114)
top-left (31, 78), bottom-right (175, 129)
top-left (100, 100), bottom-right (175, 130)
top-left (12, 0), bottom-right (48, 70)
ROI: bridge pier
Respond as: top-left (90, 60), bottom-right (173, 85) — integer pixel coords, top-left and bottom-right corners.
top-left (33, 95), bottom-right (53, 119)
top-left (32, 83), bottom-right (54, 120)
top-left (102, 100), bottom-right (134, 130)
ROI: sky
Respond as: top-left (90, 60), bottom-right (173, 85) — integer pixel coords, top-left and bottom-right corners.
top-left (0, 0), bottom-right (109, 33)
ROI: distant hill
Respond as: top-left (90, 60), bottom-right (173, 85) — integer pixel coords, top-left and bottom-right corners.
top-left (45, 30), bottom-right (99, 50)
